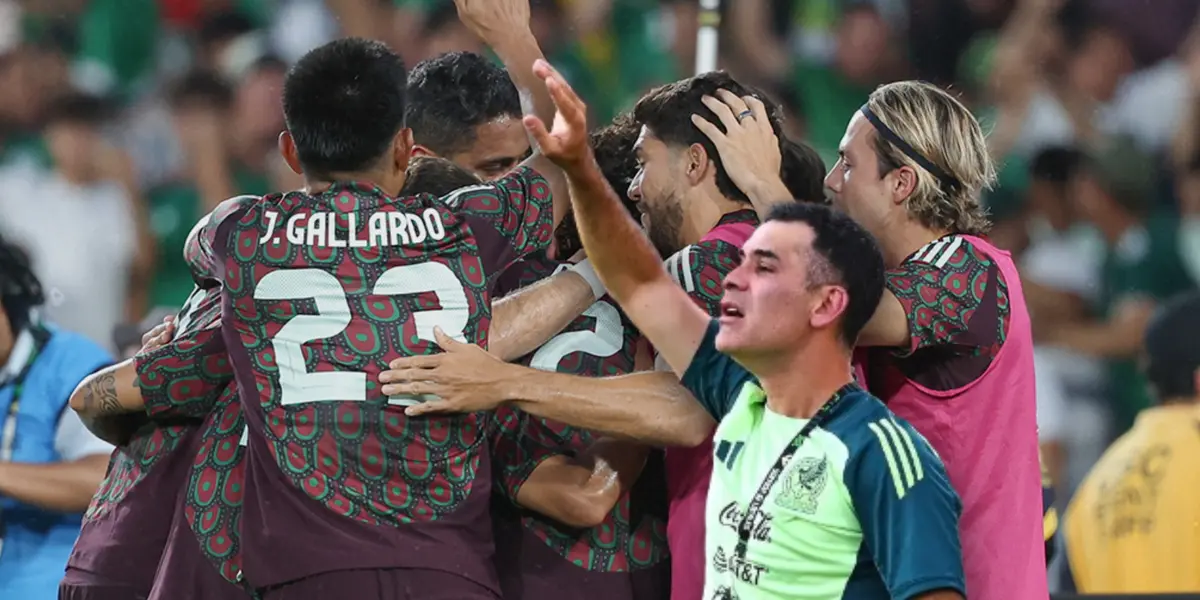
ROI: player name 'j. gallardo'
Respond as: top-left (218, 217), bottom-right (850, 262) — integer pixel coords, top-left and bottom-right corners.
top-left (256, 208), bottom-right (449, 247)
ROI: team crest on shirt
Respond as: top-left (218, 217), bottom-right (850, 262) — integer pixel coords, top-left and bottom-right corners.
top-left (775, 456), bottom-right (828, 514)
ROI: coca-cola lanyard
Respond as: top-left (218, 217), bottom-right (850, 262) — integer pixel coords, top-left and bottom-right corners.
top-left (733, 383), bottom-right (856, 560)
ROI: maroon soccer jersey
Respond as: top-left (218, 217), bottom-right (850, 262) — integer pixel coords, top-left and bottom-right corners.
top-left (490, 254), bottom-right (670, 600)
top-left (148, 383), bottom-right (248, 600)
top-left (65, 285), bottom-right (231, 595)
top-left (212, 169), bottom-right (554, 590)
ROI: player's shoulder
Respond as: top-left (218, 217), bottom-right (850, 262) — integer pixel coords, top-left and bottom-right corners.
top-left (664, 239), bottom-right (740, 290)
top-left (184, 195), bottom-right (260, 279)
top-left (494, 252), bottom-right (562, 298)
top-left (825, 389), bottom-right (936, 463)
top-left (440, 166), bottom-right (548, 210)
top-left (900, 234), bottom-right (1000, 273)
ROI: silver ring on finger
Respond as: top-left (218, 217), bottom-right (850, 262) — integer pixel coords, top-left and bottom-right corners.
top-left (736, 109), bottom-right (754, 123)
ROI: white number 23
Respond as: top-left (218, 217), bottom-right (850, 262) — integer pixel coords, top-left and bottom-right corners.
top-left (253, 264), bottom-right (469, 406)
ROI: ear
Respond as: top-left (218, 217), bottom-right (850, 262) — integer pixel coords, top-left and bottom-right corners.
top-left (278, 131), bottom-right (303, 175)
top-left (888, 165), bottom-right (919, 206)
top-left (411, 144), bottom-right (437, 158)
top-left (685, 142), bottom-right (710, 186)
top-left (393, 128), bottom-right (414, 173)
top-left (809, 285), bottom-right (850, 332)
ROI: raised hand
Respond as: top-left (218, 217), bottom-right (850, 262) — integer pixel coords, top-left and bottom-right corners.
top-left (453, 0), bottom-right (531, 44)
top-left (522, 59), bottom-right (591, 169)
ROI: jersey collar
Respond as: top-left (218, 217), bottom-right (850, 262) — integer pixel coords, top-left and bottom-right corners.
top-left (716, 209), bottom-right (760, 228)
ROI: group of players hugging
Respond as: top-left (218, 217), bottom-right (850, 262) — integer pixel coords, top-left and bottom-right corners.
top-left (55, 0), bottom-right (1052, 599)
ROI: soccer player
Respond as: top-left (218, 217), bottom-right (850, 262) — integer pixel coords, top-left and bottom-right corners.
top-left (1056, 292), bottom-right (1200, 594)
top-left (696, 81), bottom-right (1045, 598)
top-left (407, 51), bottom-right (531, 181)
top-left (210, 26), bottom-right (570, 598)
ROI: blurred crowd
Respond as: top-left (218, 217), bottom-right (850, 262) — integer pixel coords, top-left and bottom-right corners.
top-left (0, 0), bottom-right (1198, 553)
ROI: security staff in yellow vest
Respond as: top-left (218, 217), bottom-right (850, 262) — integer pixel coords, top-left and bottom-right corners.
top-left (1057, 291), bottom-right (1200, 594)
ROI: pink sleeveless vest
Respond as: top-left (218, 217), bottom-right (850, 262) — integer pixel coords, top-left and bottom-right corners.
top-left (665, 219), bottom-right (754, 600)
top-left (870, 236), bottom-right (1047, 599)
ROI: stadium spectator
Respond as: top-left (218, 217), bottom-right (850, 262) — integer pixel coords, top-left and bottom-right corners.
top-left (1056, 291), bottom-right (1200, 594)
top-left (0, 235), bottom-right (113, 598)
top-left (0, 92), bottom-right (155, 348)
top-left (1042, 137), bottom-right (1198, 433)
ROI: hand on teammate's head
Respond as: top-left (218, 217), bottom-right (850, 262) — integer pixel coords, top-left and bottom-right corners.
top-left (690, 90), bottom-right (782, 202)
top-left (524, 59), bottom-right (591, 170)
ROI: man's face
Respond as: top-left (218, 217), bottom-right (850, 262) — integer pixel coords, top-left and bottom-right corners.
top-left (629, 126), bottom-right (687, 257)
top-left (825, 113), bottom-right (896, 241)
top-left (443, 117), bottom-right (531, 181)
top-left (716, 221), bottom-right (833, 358)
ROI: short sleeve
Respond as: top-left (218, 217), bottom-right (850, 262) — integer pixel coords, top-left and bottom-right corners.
top-left (679, 320), bottom-right (755, 420)
top-left (443, 167), bottom-right (555, 279)
top-left (185, 195), bottom-right (258, 284)
top-left (886, 236), bottom-right (1007, 355)
top-left (135, 326), bottom-right (232, 420)
top-left (664, 240), bottom-right (740, 317)
top-left (489, 406), bottom-right (563, 502)
top-left (848, 414), bottom-right (965, 599)
top-left (54, 408), bottom-right (115, 460)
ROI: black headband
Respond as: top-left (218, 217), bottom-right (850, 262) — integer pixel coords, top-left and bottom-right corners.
top-left (859, 105), bottom-right (961, 193)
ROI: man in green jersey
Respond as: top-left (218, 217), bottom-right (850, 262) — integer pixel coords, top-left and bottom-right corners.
top-left (506, 59), bottom-right (966, 600)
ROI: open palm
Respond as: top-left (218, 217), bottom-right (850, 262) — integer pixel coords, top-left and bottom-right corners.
top-left (523, 59), bottom-right (590, 168)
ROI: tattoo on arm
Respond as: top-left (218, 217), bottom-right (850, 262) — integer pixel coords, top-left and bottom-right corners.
top-left (82, 372), bottom-right (123, 416)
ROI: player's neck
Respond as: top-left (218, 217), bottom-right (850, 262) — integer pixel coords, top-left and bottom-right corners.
top-left (683, 191), bottom-right (745, 245)
top-left (754, 339), bottom-right (855, 419)
top-left (882, 223), bottom-right (949, 269)
top-left (304, 169), bottom-right (406, 197)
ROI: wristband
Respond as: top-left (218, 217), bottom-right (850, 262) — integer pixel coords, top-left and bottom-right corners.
top-left (568, 258), bottom-right (606, 300)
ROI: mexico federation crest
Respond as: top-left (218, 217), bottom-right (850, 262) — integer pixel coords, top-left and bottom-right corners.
top-left (775, 455), bottom-right (828, 514)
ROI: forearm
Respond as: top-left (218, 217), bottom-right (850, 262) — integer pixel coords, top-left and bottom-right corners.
top-left (501, 367), bottom-right (714, 447)
top-left (490, 271), bottom-right (595, 361)
top-left (69, 361), bottom-right (143, 417)
top-left (744, 176), bottom-right (794, 221)
top-left (492, 31), bottom-right (570, 227)
top-left (0, 454), bottom-right (109, 512)
top-left (518, 440), bottom-right (646, 528)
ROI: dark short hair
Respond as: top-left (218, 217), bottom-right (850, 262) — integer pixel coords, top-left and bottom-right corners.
top-left (283, 38), bottom-right (408, 180)
top-left (1029, 146), bottom-right (1084, 185)
top-left (764, 202), bottom-right (884, 345)
top-left (405, 52), bottom-right (522, 156)
top-left (0, 234), bottom-right (44, 334)
top-left (550, 114), bottom-right (642, 258)
top-left (168, 69), bottom-right (234, 111)
top-left (400, 156), bottom-right (482, 197)
top-left (44, 92), bottom-right (110, 128)
top-left (780, 138), bottom-right (826, 203)
top-left (1143, 292), bottom-right (1200, 401)
top-left (633, 71), bottom-right (784, 204)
